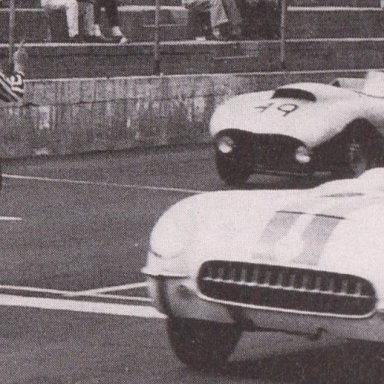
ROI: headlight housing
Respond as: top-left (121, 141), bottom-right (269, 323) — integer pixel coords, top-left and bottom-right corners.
top-left (217, 136), bottom-right (236, 154)
top-left (150, 212), bottom-right (191, 259)
top-left (295, 145), bottom-right (312, 164)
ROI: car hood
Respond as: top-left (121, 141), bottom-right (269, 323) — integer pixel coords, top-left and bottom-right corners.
top-left (150, 169), bottom-right (384, 295)
top-left (210, 83), bottom-right (363, 148)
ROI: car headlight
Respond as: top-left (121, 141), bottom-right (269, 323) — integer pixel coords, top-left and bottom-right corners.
top-left (295, 146), bottom-right (311, 164)
top-left (217, 136), bottom-right (236, 154)
top-left (150, 214), bottom-right (190, 259)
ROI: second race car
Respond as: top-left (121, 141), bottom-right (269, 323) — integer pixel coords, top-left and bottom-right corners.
top-left (210, 71), bottom-right (384, 185)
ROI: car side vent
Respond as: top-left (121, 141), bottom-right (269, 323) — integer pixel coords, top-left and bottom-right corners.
top-left (272, 88), bottom-right (317, 102)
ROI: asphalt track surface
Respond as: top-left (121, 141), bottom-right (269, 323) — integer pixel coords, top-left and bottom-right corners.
top-left (0, 144), bottom-right (383, 384)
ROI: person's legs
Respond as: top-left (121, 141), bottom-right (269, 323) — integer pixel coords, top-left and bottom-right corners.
top-left (209, 0), bottom-right (228, 29)
top-left (41, 0), bottom-right (79, 39)
top-left (103, 0), bottom-right (119, 27)
top-left (78, 0), bottom-right (104, 39)
top-left (184, 0), bottom-right (210, 13)
top-left (64, 0), bottom-right (80, 37)
top-left (93, 0), bottom-right (104, 36)
top-left (94, 0), bottom-right (102, 26)
top-left (81, 1), bottom-right (95, 36)
top-left (94, 0), bottom-right (129, 43)
top-left (210, 0), bottom-right (242, 39)
top-left (184, 0), bottom-right (211, 39)
top-left (222, 0), bottom-right (242, 31)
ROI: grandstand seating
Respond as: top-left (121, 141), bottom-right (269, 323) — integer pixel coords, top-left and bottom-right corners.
top-left (0, 0), bottom-right (382, 77)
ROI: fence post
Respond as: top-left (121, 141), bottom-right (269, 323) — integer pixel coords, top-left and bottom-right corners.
top-left (9, 0), bottom-right (16, 65)
top-left (280, 0), bottom-right (287, 70)
top-left (154, 0), bottom-right (161, 75)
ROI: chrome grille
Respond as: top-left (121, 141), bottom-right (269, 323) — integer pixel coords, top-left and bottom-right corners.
top-left (197, 261), bottom-right (376, 316)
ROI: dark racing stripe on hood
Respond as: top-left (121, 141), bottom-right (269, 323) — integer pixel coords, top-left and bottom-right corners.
top-left (253, 211), bottom-right (301, 261)
top-left (255, 195), bottom-right (378, 266)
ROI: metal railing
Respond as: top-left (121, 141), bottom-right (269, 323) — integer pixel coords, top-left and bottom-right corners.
top-left (153, 0), bottom-right (289, 74)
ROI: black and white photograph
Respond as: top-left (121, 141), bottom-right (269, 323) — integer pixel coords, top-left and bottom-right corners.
top-left (1, 0), bottom-right (384, 383)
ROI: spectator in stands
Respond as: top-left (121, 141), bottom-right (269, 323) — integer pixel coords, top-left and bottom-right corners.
top-left (78, 0), bottom-right (111, 42)
top-left (41, 0), bottom-right (81, 42)
top-left (0, 44), bottom-right (28, 102)
top-left (182, 0), bottom-right (243, 40)
top-left (94, 0), bottom-right (130, 44)
top-left (42, 0), bottom-right (110, 42)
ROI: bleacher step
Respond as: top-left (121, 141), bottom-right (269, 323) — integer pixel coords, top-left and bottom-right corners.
top-left (3, 0), bottom-right (378, 8)
top-left (287, 7), bottom-right (384, 38)
top-left (1, 0), bottom-right (182, 8)
top-left (213, 39), bottom-right (384, 73)
top-left (0, 38), bottom-right (382, 79)
top-left (291, 0), bottom-right (380, 7)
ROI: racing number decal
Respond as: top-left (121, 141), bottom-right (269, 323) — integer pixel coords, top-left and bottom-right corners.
top-left (254, 102), bottom-right (274, 113)
top-left (254, 102), bottom-right (299, 117)
top-left (278, 104), bottom-right (299, 117)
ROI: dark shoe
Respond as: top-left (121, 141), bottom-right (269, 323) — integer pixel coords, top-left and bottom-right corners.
top-left (229, 25), bottom-right (243, 40)
top-left (228, 33), bottom-right (243, 41)
top-left (212, 27), bottom-right (228, 41)
top-left (212, 23), bottom-right (233, 41)
top-left (112, 35), bottom-right (131, 44)
top-left (84, 34), bottom-right (113, 43)
top-left (68, 34), bottom-right (82, 43)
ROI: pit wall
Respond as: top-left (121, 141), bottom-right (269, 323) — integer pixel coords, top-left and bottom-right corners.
top-left (0, 70), bottom-right (368, 158)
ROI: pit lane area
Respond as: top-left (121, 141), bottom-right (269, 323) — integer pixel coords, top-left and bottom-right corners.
top-left (0, 144), bottom-right (381, 384)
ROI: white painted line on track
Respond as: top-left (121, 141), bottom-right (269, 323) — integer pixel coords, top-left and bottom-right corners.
top-left (67, 282), bottom-right (149, 297)
top-left (3, 174), bottom-right (205, 195)
top-left (0, 285), bottom-right (151, 302)
top-left (85, 293), bottom-right (152, 302)
top-left (0, 294), bottom-right (166, 319)
top-left (0, 216), bottom-right (22, 221)
top-left (0, 284), bottom-right (152, 302)
top-left (0, 285), bottom-right (74, 295)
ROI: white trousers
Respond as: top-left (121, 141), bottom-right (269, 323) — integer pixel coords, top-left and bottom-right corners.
top-left (41, 0), bottom-right (79, 37)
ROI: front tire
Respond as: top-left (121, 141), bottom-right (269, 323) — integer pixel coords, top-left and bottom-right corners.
top-left (167, 317), bottom-right (242, 371)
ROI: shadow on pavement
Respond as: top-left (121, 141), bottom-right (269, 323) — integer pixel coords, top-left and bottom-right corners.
top-left (221, 174), bottom-right (333, 191)
top-left (220, 342), bottom-right (384, 383)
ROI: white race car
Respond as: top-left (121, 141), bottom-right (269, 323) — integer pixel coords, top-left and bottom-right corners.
top-left (210, 71), bottom-right (384, 185)
top-left (143, 168), bottom-right (384, 370)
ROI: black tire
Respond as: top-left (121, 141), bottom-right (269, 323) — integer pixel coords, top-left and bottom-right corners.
top-left (215, 149), bottom-right (252, 186)
top-left (167, 317), bottom-right (241, 371)
top-left (335, 127), bottom-right (379, 178)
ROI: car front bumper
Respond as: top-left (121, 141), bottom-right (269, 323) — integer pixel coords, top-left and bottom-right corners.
top-left (144, 273), bottom-right (384, 343)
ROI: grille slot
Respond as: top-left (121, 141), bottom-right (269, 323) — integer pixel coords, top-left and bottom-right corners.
top-left (198, 261), bottom-right (376, 317)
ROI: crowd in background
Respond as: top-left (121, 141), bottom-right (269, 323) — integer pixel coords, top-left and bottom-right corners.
top-left (184, 0), bottom-right (281, 41)
top-left (41, 0), bottom-right (129, 43)
top-left (0, 0), bottom-right (280, 43)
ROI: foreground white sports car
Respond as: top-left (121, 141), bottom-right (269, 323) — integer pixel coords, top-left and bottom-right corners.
top-left (210, 71), bottom-right (384, 185)
top-left (143, 168), bottom-right (384, 370)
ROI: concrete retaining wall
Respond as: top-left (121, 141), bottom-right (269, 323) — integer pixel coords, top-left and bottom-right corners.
top-left (0, 70), bottom-right (369, 158)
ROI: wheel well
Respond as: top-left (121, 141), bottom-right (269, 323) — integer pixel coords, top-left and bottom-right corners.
top-left (342, 119), bottom-right (381, 141)
top-left (325, 119), bottom-right (384, 170)
top-left (314, 119), bottom-right (384, 171)
top-left (343, 119), bottom-right (384, 159)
